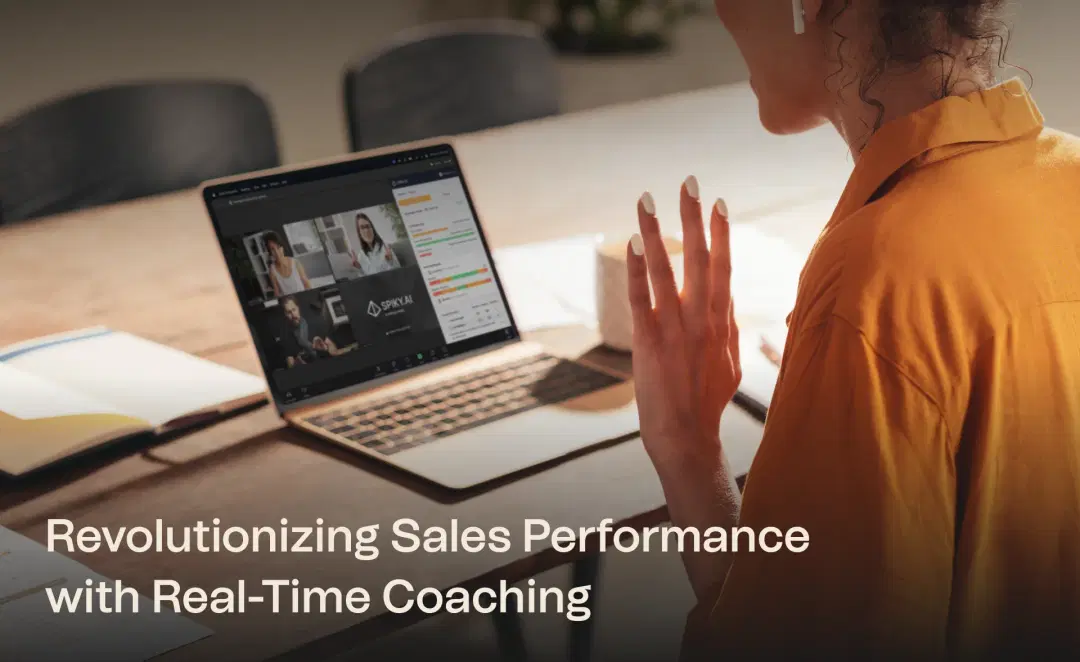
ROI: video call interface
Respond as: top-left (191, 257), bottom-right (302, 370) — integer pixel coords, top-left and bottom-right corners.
top-left (206, 145), bottom-right (518, 406)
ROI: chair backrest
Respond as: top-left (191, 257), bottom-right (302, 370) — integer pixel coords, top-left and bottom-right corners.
top-left (0, 80), bottom-right (280, 224)
top-left (343, 20), bottom-right (560, 151)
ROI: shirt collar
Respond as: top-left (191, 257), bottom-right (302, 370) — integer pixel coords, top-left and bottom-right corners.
top-left (829, 78), bottom-right (1045, 223)
top-left (786, 79), bottom-right (1045, 330)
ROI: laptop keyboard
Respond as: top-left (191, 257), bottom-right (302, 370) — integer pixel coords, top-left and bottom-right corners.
top-left (303, 353), bottom-right (624, 456)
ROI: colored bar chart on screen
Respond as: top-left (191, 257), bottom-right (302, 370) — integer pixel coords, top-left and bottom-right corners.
top-left (414, 229), bottom-right (477, 249)
top-left (432, 278), bottom-right (493, 298)
top-left (429, 268), bottom-right (489, 287)
top-left (398, 194), bottom-right (433, 207)
top-left (392, 175), bottom-right (512, 343)
top-left (412, 226), bottom-right (448, 239)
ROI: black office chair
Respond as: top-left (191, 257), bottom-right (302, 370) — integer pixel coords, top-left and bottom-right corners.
top-left (0, 80), bottom-right (280, 224)
top-left (343, 20), bottom-right (561, 150)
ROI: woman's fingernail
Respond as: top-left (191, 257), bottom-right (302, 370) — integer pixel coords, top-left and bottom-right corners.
top-left (715, 198), bottom-right (728, 219)
top-left (684, 175), bottom-right (699, 199)
top-left (630, 233), bottom-right (645, 256)
top-left (640, 192), bottom-right (655, 216)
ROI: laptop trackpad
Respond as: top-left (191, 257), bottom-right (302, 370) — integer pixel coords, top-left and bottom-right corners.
top-left (390, 385), bottom-right (764, 490)
top-left (392, 388), bottom-right (641, 490)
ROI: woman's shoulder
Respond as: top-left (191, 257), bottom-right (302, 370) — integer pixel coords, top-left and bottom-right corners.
top-left (787, 195), bottom-right (982, 416)
top-left (812, 131), bottom-right (1077, 299)
top-left (792, 138), bottom-right (1080, 369)
top-left (794, 190), bottom-right (957, 325)
top-left (1037, 127), bottom-right (1080, 160)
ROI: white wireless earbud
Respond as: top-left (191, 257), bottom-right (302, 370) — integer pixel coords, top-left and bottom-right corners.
top-left (793, 0), bottom-right (806, 34)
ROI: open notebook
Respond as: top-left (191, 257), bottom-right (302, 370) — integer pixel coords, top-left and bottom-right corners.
top-left (0, 328), bottom-right (268, 477)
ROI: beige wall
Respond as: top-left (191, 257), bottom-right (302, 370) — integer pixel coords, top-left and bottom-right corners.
top-left (0, 0), bottom-right (429, 164)
top-left (1, 1), bottom-right (1077, 167)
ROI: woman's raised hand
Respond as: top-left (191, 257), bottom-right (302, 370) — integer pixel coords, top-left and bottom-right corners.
top-left (627, 177), bottom-right (742, 477)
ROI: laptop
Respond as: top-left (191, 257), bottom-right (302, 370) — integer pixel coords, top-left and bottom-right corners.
top-left (199, 138), bottom-right (639, 490)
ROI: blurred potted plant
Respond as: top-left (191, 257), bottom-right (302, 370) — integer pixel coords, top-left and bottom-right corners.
top-left (512, 0), bottom-right (701, 54)
top-left (380, 203), bottom-right (408, 241)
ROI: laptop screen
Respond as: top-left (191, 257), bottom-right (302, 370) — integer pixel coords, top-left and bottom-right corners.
top-left (204, 143), bottom-right (519, 408)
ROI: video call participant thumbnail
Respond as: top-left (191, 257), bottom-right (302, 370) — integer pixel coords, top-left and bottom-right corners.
top-left (326, 205), bottom-right (417, 282)
top-left (264, 231), bottom-right (311, 297)
top-left (350, 212), bottom-right (401, 274)
top-left (259, 291), bottom-right (358, 372)
top-left (243, 220), bottom-right (337, 303)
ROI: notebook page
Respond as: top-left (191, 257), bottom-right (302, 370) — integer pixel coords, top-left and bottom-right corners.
top-left (4, 330), bottom-right (266, 429)
top-left (0, 363), bottom-right (125, 421)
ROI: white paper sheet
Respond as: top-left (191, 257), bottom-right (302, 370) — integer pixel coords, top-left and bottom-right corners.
top-left (491, 226), bottom-right (806, 333)
top-left (727, 224), bottom-right (805, 325)
top-left (492, 234), bottom-right (603, 331)
top-left (0, 527), bottom-right (211, 661)
top-left (3, 329), bottom-right (266, 428)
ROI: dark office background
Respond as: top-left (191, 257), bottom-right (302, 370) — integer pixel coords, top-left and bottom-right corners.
top-left (4, 1), bottom-right (1076, 165)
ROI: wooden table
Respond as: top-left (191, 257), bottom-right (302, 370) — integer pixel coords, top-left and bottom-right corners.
top-left (0, 82), bottom-right (852, 661)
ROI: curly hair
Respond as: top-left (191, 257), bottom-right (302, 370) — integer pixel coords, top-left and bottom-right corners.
top-left (830, 0), bottom-right (1014, 134)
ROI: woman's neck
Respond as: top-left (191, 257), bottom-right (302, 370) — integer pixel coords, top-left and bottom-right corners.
top-left (829, 60), bottom-right (993, 158)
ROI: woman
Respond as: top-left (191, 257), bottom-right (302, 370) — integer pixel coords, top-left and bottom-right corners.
top-left (264, 231), bottom-right (311, 297)
top-left (350, 212), bottom-right (401, 275)
top-left (630, 1), bottom-right (1080, 660)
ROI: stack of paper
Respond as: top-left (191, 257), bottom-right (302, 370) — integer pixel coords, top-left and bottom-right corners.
top-left (0, 526), bottom-right (211, 661)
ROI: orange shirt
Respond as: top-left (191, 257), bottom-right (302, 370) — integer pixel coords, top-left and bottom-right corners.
top-left (686, 80), bottom-right (1080, 661)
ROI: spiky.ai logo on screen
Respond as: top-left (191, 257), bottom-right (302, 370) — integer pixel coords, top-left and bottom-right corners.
top-left (369, 295), bottom-right (413, 317)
